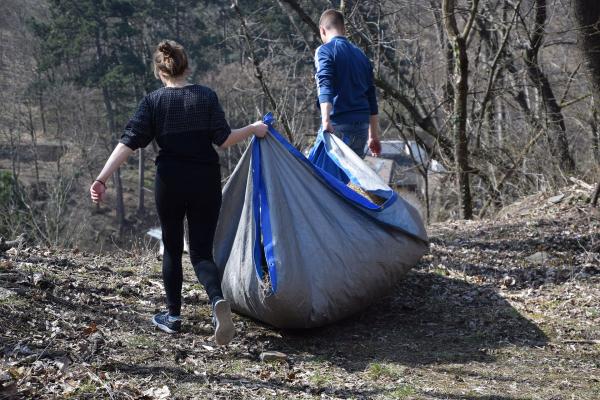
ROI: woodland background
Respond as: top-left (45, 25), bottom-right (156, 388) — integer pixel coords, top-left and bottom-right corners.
top-left (1, 0), bottom-right (599, 250)
top-left (2, 2), bottom-right (600, 398)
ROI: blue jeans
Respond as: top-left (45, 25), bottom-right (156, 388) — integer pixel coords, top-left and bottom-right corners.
top-left (331, 121), bottom-right (369, 158)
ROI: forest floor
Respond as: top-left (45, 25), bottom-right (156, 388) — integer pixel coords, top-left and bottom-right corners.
top-left (1, 183), bottom-right (599, 399)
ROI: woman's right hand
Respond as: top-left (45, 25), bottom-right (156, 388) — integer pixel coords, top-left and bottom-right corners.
top-left (251, 121), bottom-right (269, 138)
top-left (90, 180), bottom-right (107, 204)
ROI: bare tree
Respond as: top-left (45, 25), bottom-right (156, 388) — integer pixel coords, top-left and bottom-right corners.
top-left (523, 0), bottom-right (575, 173)
top-left (442, 0), bottom-right (480, 219)
top-left (573, 0), bottom-right (600, 206)
top-left (4, 0), bottom-right (600, 250)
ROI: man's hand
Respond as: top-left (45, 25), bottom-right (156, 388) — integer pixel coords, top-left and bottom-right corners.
top-left (320, 102), bottom-right (334, 134)
top-left (322, 119), bottom-right (334, 134)
top-left (368, 136), bottom-right (382, 157)
top-left (90, 180), bottom-right (107, 204)
top-left (368, 114), bottom-right (381, 156)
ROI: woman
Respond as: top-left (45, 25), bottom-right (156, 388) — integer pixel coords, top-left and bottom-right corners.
top-left (89, 40), bottom-right (268, 345)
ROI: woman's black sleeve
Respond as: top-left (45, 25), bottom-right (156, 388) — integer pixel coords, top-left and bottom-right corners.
top-left (208, 91), bottom-right (232, 146)
top-left (120, 96), bottom-right (155, 150)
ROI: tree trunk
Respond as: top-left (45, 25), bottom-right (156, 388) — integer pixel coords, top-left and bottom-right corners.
top-left (452, 36), bottom-right (473, 219)
top-left (573, 0), bottom-right (600, 206)
top-left (37, 75), bottom-right (47, 137)
top-left (573, 0), bottom-right (600, 100)
top-left (442, 0), bottom-right (479, 219)
top-left (102, 87), bottom-right (126, 235)
top-left (138, 148), bottom-right (145, 214)
top-left (525, 0), bottom-right (575, 173)
top-left (593, 182), bottom-right (600, 207)
top-left (53, 101), bottom-right (62, 173)
top-left (429, 0), bottom-right (455, 117)
top-left (95, 28), bottom-right (126, 233)
top-left (591, 110), bottom-right (600, 164)
top-left (26, 100), bottom-right (40, 189)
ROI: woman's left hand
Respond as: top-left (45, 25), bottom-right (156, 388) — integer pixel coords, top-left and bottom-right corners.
top-left (251, 121), bottom-right (269, 138)
top-left (90, 180), bottom-right (107, 203)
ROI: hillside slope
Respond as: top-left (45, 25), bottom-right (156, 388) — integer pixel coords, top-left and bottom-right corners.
top-left (1, 186), bottom-right (599, 399)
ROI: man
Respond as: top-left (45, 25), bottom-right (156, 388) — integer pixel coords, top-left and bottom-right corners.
top-left (315, 9), bottom-right (381, 158)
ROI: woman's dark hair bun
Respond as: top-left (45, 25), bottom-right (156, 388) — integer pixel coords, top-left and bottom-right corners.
top-left (158, 41), bottom-right (173, 57)
top-left (153, 40), bottom-right (189, 79)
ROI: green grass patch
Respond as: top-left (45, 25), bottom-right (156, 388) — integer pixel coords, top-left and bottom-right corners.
top-left (114, 264), bottom-right (137, 276)
top-left (309, 354), bottom-right (331, 365)
top-left (366, 362), bottom-right (403, 381)
top-left (431, 266), bottom-right (449, 276)
top-left (0, 296), bottom-right (28, 308)
top-left (388, 384), bottom-right (416, 398)
top-left (498, 307), bottom-right (522, 319)
top-left (224, 359), bottom-right (245, 374)
top-left (309, 371), bottom-right (333, 387)
top-left (540, 299), bottom-right (561, 311)
top-left (74, 379), bottom-right (98, 395)
top-left (126, 334), bottom-right (159, 349)
top-left (586, 308), bottom-right (599, 318)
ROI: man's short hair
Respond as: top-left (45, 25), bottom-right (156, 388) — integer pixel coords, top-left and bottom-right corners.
top-left (319, 9), bottom-right (344, 30)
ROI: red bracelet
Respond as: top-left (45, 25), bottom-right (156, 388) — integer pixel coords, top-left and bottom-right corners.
top-left (94, 179), bottom-right (106, 188)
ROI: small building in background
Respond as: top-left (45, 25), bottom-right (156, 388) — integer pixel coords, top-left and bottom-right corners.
top-left (364, 140), bottom-right (445, 195)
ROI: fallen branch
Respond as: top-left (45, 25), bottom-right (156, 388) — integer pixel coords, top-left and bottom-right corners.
top-left (0, 234), bottom-right (26, 253)
top-left (568, 176), bottom-right (594, 191)
top-left (562, 339), bottom-right (600, 345)
top-left (13, 350), bottom-right (68, 367)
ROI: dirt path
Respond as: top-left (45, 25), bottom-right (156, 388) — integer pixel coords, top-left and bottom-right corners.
top-left (1, 204), bottom-right (599, 399)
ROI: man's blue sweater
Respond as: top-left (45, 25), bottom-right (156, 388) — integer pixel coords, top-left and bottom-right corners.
top-left (314, 36), bottom-right (378, 124)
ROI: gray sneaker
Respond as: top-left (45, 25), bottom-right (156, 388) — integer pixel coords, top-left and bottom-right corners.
top-left (152, 312), bottom-right (181, 334)
top-left (212, 298), bottom-right (235, 345)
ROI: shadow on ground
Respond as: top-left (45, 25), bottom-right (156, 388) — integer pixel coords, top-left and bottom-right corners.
top-left (248, 270), bottom-right (548, 373)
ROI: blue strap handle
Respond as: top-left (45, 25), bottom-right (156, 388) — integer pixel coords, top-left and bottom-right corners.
top-left (251, 129), bottom-right (278, 294)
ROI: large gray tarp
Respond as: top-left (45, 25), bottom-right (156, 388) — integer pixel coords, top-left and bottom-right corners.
top-left (214, 128), bottom-right (428, 329)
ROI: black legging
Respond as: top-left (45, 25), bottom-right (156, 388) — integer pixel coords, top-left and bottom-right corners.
top-left (155, 161), bottom-right (223, 316)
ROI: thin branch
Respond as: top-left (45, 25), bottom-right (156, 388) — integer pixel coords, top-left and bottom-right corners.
top-left (278, 0), bottom-right (320, 37)
top-left (479, 126), bottom-right (547, 217)
top-left (462, 0), bottom-right (481, 40)
top-left (276, 0), bottom-right (315, 51)
top-left (476, 0), bottom-right (522, 136)
top-left (231, 1), bottom-right (294, 143)
top-left (559, 93), bottom-right (592, 109)
top-left (559, 62), bottom-right (583, 105)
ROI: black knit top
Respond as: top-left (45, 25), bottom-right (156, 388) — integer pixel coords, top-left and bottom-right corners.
top-left (120, 84), bottom-right (231, 165)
